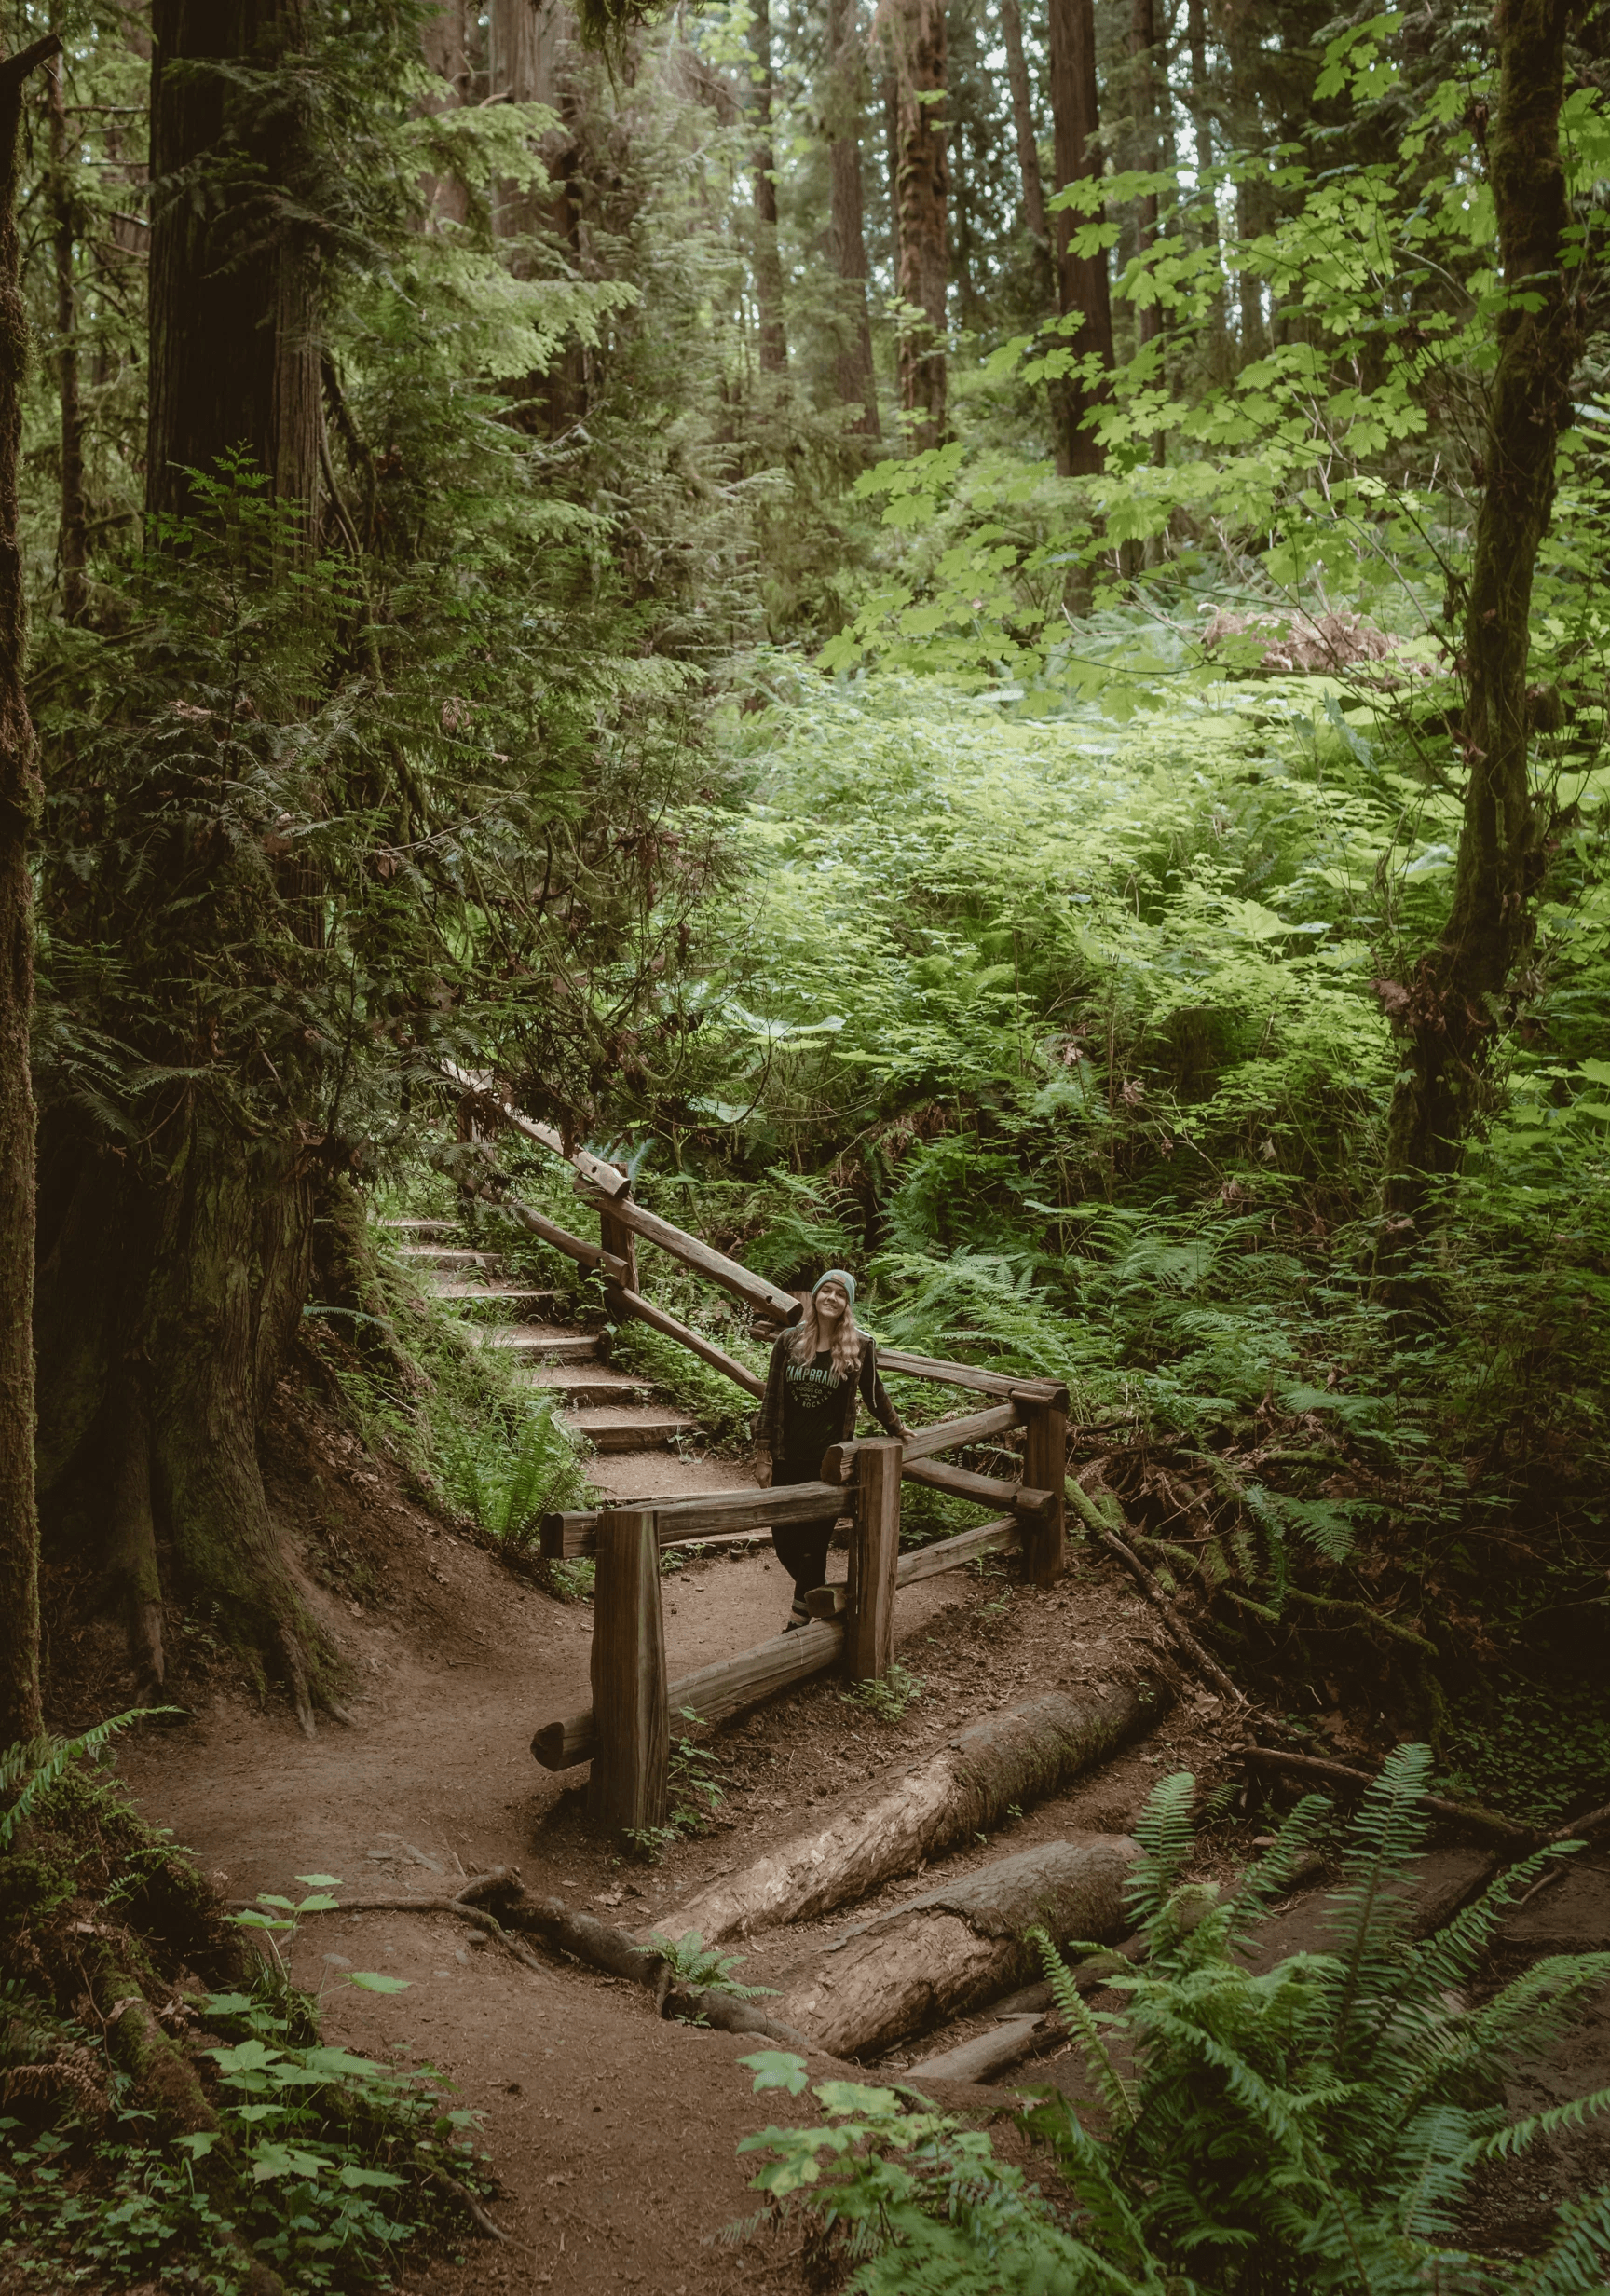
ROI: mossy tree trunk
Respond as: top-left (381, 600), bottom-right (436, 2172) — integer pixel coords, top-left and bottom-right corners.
top-left (1377, 0), bottom-right (1582, 1265)
top-left (36, 1126), bottom-right (341, 1731)
top-left (31, 1), bottom-right (344, 1729)
top-left (0, 32), bottom-right (61, 1749)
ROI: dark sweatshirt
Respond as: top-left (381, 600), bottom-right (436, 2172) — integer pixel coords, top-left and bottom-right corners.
top-left (756, 1331), bottom-right (902, 1483)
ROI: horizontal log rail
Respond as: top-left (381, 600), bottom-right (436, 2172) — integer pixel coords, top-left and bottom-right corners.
top-left (532, 1508), bottom-right (1029, 1769)
top-left (539, 1457), bottom-right (1044, 1562)
top-left (539, 1479), bottom-right (843, 1561)
top-left (441, 1059), bottom-right (632, 1199)
top-left (498, 1193), bottom-right (629, 1282)
top-left (533, 1616), bottom-right (844, 1770)
top-left (878, 1349), bottom-right (1066, 1404)
top-left (901, 1456), bottom-right (1052, 1516)
top-left (896, 1513), bottom-right (1019, 1586)
top-left (575, 1183), bottom-right (800, 1326)
top-left (824, 1399), bottom-right (1026, 1485)
top-left (616, 1286), bottom-right (766, 1400)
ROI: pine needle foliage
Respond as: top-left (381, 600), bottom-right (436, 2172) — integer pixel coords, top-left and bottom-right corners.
top-left (734, 1750), bottom-right (1610, 2294)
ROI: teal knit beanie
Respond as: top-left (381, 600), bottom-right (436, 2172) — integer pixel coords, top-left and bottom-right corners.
top-left (812, 1267), bottom-right (856, 1305)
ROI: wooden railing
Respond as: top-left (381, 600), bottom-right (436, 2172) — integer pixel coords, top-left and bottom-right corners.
top-left (441, 1061), bottom-right (1069, 1838)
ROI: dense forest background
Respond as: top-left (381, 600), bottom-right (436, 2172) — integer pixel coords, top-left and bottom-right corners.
top-left (1, 0), bottom-right (1607, 1820)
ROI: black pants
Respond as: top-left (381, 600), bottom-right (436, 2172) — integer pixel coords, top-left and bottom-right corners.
top-left (771, 1460), bottom-right (839, 1605)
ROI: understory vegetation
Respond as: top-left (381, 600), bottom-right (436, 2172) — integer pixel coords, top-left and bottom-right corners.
top-left (733, 1752), bottom-right (1610, 2292)
top-left (0, 1722), bottom-right (495, 2291)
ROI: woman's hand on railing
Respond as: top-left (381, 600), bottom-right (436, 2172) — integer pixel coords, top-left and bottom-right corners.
top-left (753, 1446), bottom-right (773, 1490)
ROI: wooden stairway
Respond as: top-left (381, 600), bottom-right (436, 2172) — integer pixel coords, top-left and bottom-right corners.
top-left (384, 1219), bottom-right (699, 1459)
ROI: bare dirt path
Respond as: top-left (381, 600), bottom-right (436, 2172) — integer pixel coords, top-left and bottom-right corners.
top-left (103, 1345), bottom-right (1233, 2296)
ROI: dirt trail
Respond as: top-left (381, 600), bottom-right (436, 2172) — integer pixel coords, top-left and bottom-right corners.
top-left (109, 1230), bottom-right (1220, 2290)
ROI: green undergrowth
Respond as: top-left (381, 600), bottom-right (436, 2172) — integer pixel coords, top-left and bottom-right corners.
top-left (730, 1749), bottom-right (1610, 2294)
top-left (307, 1196), bottom-right (590, 1561)
top-left (0, 1723), bottom-right (494, 2292)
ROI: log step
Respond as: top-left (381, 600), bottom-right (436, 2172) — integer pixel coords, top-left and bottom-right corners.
top-left (528, 1372), bottom-right (648, 1408)
top-left (379, 1217), bottom-right (461, 1236)
top-left (431, 1285), bottom-right (567, 1314)
top-left (396, 1244), bottom-right (498, 1271)
top-left (479, 1329), bottom-right (601, 1363)
top-left (565, 1406), bottom-right (695, 1454)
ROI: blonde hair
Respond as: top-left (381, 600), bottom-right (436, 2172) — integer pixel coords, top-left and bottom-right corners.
top-left (788, 1285), bottom-right (864, 1380)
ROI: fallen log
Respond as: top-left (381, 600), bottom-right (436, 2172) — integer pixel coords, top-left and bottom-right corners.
top-left (1066, 1477), bottom-right (1246, 1708)
top-left (908, 1876), bottom-right (1240, 2083)
top-left (770, 1837), bottom-right (1139, 2059)
top-left (1240, 1744), bottom-right (1535, 1846)
top-left (655, 1673), bottom-right (1171, 1947)
top-left (504, 1896), bottom-right (815, 2049)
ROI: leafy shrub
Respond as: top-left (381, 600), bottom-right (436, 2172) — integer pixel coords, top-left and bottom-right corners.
top-left (732, 1748), bottom-right (1610, 2293)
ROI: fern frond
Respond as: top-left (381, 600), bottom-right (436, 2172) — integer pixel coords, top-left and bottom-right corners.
top-left (1512, 2186), bottom-right (1610, 2295)
top-left (1031, 1928), bottom-right (1139, 2132)
top-left (1227, 1792), bottom-right (1331, 1934)
top-left (0, 1709), bottom-right (166, 1850)
top-left (1126, 1771), bottom-right (1197, 1933)
top-left (1321, 1742), bottom-right (1435, 2062)
top-left (1474, 2079), bottom-right (1610, 2165)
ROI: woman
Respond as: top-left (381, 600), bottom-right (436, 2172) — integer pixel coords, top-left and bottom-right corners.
top-left (754, 1270), bottom-right (910, 1632)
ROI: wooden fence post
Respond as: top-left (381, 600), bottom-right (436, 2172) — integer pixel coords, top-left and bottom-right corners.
top-left (588, 1509), bottom-right (668, 1839)
top-left (1019, 1389), bottom-right (1069, 1587)
top-left (597, 1181), bottom-right (639, 1319)
top-left (845, 1439), bottom-right (902, 1682)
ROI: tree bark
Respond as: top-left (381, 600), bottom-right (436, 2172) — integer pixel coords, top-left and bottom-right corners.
top-left (659, 1674), bottom-right (1171, 1944)
top-left (146, 0), bottom-right (322, 538)
top-left (1377, 0), bottom-right (1581, 1263)
top-left (0, 31), bottom-right (59, 1750)
top-left (1000, 0), bottom-right (1048, 249)
top-left (488, 0), bottom-right (587, 435)
top-left (44, 35), bottom-right (87, 623)
top-left (825, 0), bottom-right (880, 433)
top-left (892, 0), bottom-right (948, 447)
top-left (1046, 0), bottom-right (1112, 474)
top-left (419, 0), bottom-right (471, 231)
top-left (750, 0), bottom-right (787, 375)
top-left (771, 1837), bottom-right (1139, 2058)
top-left (1129, 0), bottom-right (1161, 351)
top-left (1184, 0), bottom-right (1228, 377)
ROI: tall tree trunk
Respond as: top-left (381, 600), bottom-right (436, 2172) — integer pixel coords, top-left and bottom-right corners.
top-left (44, 36), bottom-right (86, 624)
top-left (1000, 0), bottom-right (1048, 248)
top-left (147, 1), bottom-right (322, 538)
top-left (1129, 0), bottom-right (1160, 351)
top-left (893, 0), bottom-right (948, 448)
top-left (0, 30), bottom-right (61, 1748)
top-left (420, 0), bottom-right (471, 230)
top-left (883, 68), bottom-right (900, 283)
top-left (826, 0), bottom-right (880, 434)
top-left (1224, 4), bottom-right (1266, 360)
top-left (37, 2), bottom-right (345, 1729)
top-left (1377, 0), bottom-right (1581, 1266)
top-left (1184, 0), bottom-right (1228, 378)
top-left (751, 0), bottom-right (787, 375)
top-left (489, 0), bottom-right (586, 434)
top-left (1046, 0), bottom-right (1112, 475)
